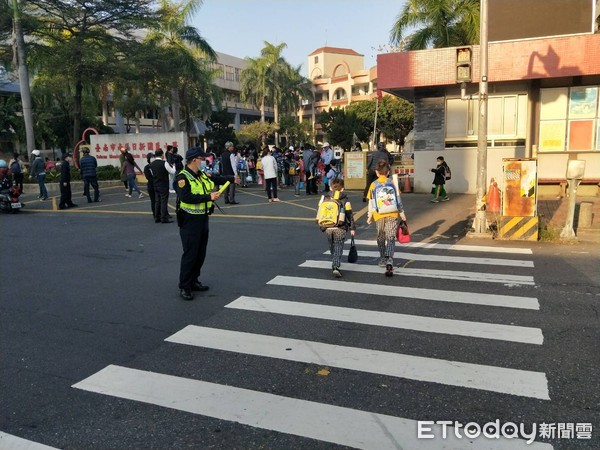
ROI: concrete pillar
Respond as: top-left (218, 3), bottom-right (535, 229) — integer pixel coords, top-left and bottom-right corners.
top-left (578, 202), bottom-right (593, 228)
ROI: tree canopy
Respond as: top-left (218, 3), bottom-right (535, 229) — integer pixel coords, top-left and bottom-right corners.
top-left (390, 0), bottom-right (480, 50)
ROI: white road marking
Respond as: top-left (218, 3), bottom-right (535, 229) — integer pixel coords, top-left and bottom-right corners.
top-left (300, 260), bottom-right (535, 285)
top-left (73, 365), bottom-right (552, 450)
top-left (327, 250), bottom-right (535, 267)
top-left (226, 296), bottom-right (544, 344)
top-left (349, 240), bottom-right (533, 254)
top-left (268, 276), bottom-right (540, 310)
top-left (0, 432), bottom-right (58, 450)
top-left (165, 326), bottom-right (550, 399)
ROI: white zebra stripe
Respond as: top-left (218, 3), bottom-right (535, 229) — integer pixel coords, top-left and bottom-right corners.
top-left (165, 326), bottom-right (550, 399)
top-left (73, 365), bottom-right (552, 449)
top-left (327, 249), bottom-right (534, 267)
top-left (300, 260), bottom-right (535, 285)
top-left (0, 432), bottom-right (58, 450)
top-left (268, 276), bottom-right (540, 310)
top-left (226, 296), bottom-right (544, 344)
top-left (349, 240), bottom-right (533, 254)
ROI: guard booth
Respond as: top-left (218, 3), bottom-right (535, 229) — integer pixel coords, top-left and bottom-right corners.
top-left (343, 152), bottom-right (367, 191)
top-left (498, 158), bottom-right (539, 241)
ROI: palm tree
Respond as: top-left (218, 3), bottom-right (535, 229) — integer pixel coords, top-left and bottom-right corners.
top-left (279, 63), bottom-right (313, 116)
top-left (145, 0), bottom-right (216, 132)
top-left (240, 56), bottom-right (269, 123)
top-left (390, 0), bottom-right (479, 50)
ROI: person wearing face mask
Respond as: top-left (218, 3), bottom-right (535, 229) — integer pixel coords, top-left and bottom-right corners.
top-left (175, 147), bottom-right (238, 301)
top-left (430, 155), bottom-right (450, 203)
top-left (150, 148), bottom-right (176, 223)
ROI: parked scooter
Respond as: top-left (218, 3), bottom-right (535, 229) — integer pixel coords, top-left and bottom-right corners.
top-left (0, 183), bottom-right (24, 213)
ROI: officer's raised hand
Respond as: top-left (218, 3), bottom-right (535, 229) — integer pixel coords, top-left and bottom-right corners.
top-left (210, 192), bottom-right (220, 201)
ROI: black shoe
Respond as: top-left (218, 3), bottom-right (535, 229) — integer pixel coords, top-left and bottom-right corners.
top-left (229, 201), bottom-right (239, 205)
top-left (192, 282), bottom-right (209, 292)
top-left (224, 200), bottom-right (230, 204)
top-left (155, 219), bottom-right (161, 223)
top-left (69, 204), bottom-right (78, 208)
top-left (166, 213), bottom-right (173, 218)
top-left (161, 219), bottom-right (174, 223)
top-left (59, 205), bottom-right (67, 210)
top-left (385, 264), bottom-right (394, 277)
top-left (180, 289), bottom-right (194, 301)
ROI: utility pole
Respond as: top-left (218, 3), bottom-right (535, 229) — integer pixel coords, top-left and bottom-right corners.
top-left (473, 0), bottom-right (489, 234)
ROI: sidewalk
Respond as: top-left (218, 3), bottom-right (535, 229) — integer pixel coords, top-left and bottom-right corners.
top-left (538, 195), bottom-right (600, 243)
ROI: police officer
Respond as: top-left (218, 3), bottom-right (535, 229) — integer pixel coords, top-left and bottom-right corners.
top-left (175, 147), bottom-right (237, 301)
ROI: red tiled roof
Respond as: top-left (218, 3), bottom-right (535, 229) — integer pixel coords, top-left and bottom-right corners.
top-left (309, 47), bottom-right (362, 57)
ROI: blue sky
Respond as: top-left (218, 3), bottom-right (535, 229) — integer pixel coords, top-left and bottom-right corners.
top-left (192, 0), bottom-right (407, 75)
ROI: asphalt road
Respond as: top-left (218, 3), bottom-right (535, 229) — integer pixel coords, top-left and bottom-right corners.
top-left (1, 184), bottom-right (599, 450)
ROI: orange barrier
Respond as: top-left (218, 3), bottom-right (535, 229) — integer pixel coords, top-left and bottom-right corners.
top-left (402, 175), bottom-right (412, 193)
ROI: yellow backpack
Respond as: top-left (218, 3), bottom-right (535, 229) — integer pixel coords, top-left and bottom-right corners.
top-left (316, 191), bottom-right (345, 228)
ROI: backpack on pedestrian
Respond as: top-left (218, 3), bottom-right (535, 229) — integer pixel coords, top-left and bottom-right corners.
top-left (316, 191), bottom-right (345, 228)
top-left (10, 161), bottom-right (21, 174)
top-left (288, 161), bottom-right (299, 176)
top-left (372, 179), bottom-right (400, 214)
top-left (237, 158), bottom-right (247, 172)
top-left (444, 162), bottom-right (452, 180)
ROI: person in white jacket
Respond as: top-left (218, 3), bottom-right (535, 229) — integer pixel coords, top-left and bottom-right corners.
top-left (260, 147), bottom-right (280, 202)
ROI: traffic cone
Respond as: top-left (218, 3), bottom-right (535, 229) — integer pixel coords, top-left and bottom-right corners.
top-left (402, 175), bottom-right (412, 193)
top-left (486, 178), bottom-right (500, 213)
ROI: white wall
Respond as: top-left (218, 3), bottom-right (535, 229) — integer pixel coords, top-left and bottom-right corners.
top-left (413, 147), bottom-right (527, 194)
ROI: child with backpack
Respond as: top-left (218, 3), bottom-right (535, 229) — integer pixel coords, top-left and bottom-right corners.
top-left (430, 155), bottom-right (450, 203)
top-left (316, 178), bottom-right (356, 278)
top-left (289, 155), bottom-right (302, 196)
top-left (366, 160), bottom-right (408, 277)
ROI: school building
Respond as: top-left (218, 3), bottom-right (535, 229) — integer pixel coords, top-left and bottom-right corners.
top-left (377, 0), bottom-right (600, 195)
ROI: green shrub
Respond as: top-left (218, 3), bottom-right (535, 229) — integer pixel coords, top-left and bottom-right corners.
top-left (96, 165), bottom-right (121, 180)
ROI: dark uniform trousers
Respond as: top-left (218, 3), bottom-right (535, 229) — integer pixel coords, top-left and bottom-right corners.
top-left (59, 182), bottom-right (72, 208)
top-left (178, 212), bottom-right (209, 290)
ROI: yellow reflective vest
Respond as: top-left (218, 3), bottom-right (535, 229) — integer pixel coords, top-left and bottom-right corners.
top-left (178, 169), bottom-right (214, 215)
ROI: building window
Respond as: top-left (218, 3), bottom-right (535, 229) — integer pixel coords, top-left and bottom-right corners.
top-left (333, 88), bottom-right (347, 101)
top-left (235, 68), bottom-right (240, 82)
top-left (445, 94), bottom-right (527, 145)
top-left (314, 56), bottom-right (318, 63)
top-left (539, 86), bottom-right (600, 151)
top-left (225, 65), bottom-right (235, 81)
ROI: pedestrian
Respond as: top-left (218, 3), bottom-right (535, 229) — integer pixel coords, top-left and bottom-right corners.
top-left (168, 146), bottom-right (184, 193)
top-left (8, 153), bottom-right (24, 193)
top-left (150, 148), bottom-right (176, 223)
top-left (29, 149), bottom-right (48, 200)
top-left (80, 148), bottom-right (101, 203)
top-left (143, 152), bottom-right (156, 217)
top-left (248, 148), bottom-right (257, 183)
top-left (58, 153), bottom-right (77, 210)
top-left (326, 159), bottom-right (343, 183)
top-left (119, 146), bottom-right (128, 191)
top-left (317, 178), bottom-right (356, 278)
top-left (175, 147), bottom-right (237, 301)
top-left (236, 148), bottom-right (249, 188)
top-left (220, 141), bottom-right (239, 204)
top-left (260, 147), bottom-right (280, 202)
top-left (291, 154), bottom-right (301, 196)
top-left (430, 155), bottom-right (450, 203)
top-left (302, 146), bottom-right (313, 195)
top-left (123, 147), bottom-right (144, 198)
top-left (321, 142), bottom-right (334, 192)
top-left (44, 157), bottom-right (56, 172)
top-left (366, 160), bottom-right (408, 277)
top-left (363, 142), bottom-right (394, 202)
top-left (306, 148), bottom-right (320, 195)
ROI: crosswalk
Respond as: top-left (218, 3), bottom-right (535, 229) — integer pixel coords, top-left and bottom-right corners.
top-left (73, 239), bottom-right (554, 449)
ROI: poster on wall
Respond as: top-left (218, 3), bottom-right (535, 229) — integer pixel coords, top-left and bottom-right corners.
top-left (344, 152), bottom-right (365, 179)
top-left (538, 120), bottom-right (566, 151)
top-left (569, 87), bottom-right (598, 119)
top-left (502, 159), bottom-right (537, 217)
top-left (89, 132), bottom-right (187, 167)
top-left (568, 120), bottom-right (594, 151)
